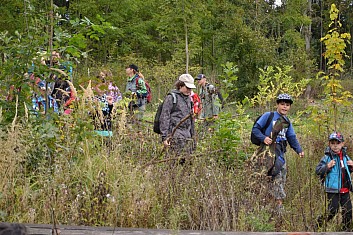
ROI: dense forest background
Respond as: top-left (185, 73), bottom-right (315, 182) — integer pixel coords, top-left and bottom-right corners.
top-left (0, 0), bottom-right (353, 233)
top-left (1, 0), bottom-right (352, 100)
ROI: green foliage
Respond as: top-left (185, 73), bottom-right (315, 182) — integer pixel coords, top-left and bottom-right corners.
top-left (57, 15), bottom-right (118, 60)
top-left (314, 4), bottom-right (352, 131)
top-left (1, 0), bottom-right (352, 90)
top-left (1, 1), bottom-right (353, 232)
top-left (321, 5), bottom-right (351, 72)
top-left (211, 113), bottom-right (245, 167)
top-left (246, 210), bottom-right (275, 232)
top-left (280, 0), bottom-right (312, 30)
top-left (203, 98), bottom-right (253, 168)
top-left (24, 116), bottom-right (60, 172)
top-left (250, 65), bottom-right (310, 111)
top-left (2, 74), bottom-right (353, 232)
top-left (219, 62), bottom-right (238, 101)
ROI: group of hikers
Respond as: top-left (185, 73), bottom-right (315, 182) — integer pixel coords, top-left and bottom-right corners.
top-left (154, 69), bottom-right (353, 231)
top-left (10, 51), bottom-right (76, 116)
top-left (153, 71), bottom-right (353, 231)
top-left (13, 54), bottom-right (224, 138)
top-left (5, 53), bottom-right (353, 232)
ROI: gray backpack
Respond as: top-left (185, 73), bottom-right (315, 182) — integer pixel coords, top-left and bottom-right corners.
top-left (153, 92), bottom-right (177, 134)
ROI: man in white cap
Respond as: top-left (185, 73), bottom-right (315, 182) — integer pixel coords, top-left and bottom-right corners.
top-left (159, 74), bottom-right (196, 164)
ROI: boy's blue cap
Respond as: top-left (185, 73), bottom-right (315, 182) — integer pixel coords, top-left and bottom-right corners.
top-left (329, 132), bottom-right (344, 142)
top-left (276, 93), bottom-right (293, 104)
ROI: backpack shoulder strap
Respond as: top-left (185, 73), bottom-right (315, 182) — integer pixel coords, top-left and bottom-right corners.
top-left (287, 116), bottom-right (291, 124)
top-left (263, 111), bottom-right (274, 131)
top-left (170, 92), bottom-right (177, 104)
top-left (168, 92), bottom-right (177, 112)
top-left (135, 76), bottom-right (139, 85)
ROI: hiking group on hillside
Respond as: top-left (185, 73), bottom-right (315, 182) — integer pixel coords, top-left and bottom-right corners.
top-left (8, 54), bottom-right (353, 232)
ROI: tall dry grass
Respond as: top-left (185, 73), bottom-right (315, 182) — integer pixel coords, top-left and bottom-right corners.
top-left (0, 90), bottom-right (352, 232)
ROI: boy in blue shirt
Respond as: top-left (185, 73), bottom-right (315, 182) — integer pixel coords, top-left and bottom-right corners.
top-left (316, 132), bottom-right (353, 231)
top-left (251, 93), bottom-right (304, 212)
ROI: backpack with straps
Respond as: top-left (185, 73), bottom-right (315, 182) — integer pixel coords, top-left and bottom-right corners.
top-left (136, 77), bottom-right (152, 103)
top-left (153, 92), bottom-right (177, 134)
top-left (250, 112), bottom-right (274, 146)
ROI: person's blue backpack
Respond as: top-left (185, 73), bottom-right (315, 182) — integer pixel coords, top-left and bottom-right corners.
top-left (250, 112), bottom-right (274, 145)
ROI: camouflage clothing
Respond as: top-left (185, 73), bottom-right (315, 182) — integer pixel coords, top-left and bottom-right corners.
top-left (160, 90), bottom-right (195, 140)
top-left (160, 90), bottom-right (196, 162)
top-left (199, 83), bottom-right (222, 119)
top-left (169, 138), bottom-right (194, 153)
top-left (270, 163), bottom-right (287, 200)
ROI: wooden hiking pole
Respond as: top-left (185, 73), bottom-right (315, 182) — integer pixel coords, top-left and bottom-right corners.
top-left (143, 111), bottom-right (194, 167)
top-left (165, 111), bottom-right (193, 144)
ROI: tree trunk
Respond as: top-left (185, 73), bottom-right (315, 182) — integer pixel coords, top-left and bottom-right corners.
top-left (350, 26), bottom-right (353, 75)
top-left (212, 35), bottom-right (215, 73)
top-left (319, 0), bottom-right (325, 71)
top-left (46, 0), bottom-right (54, 114)
top-left (185, 22), bottom-right (189, 73)
top-left (304, 0), bottom-right (312, 52)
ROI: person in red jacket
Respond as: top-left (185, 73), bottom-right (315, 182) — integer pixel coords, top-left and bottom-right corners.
top-left (190, 90), bottom-right (201, 118)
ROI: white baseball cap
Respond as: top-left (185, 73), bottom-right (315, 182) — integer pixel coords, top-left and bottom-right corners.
top-left (178, 74), bottom-right (196, 89)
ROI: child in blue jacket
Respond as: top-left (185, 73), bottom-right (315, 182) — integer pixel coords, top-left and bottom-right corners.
top-left (251, 93), bottom-right (304, 212)
top-left (316, 132), bottom-right (353, 231)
